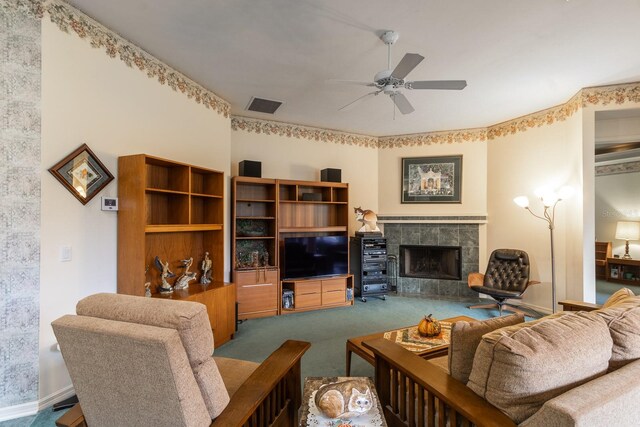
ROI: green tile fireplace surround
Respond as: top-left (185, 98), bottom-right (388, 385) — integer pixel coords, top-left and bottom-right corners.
top-left (380, 216), bottom-right (486, 299)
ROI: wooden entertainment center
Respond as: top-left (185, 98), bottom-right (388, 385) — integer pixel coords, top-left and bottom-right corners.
top-left (117, 154), bottom-right (235, 345)
top-left (117, 158), bottom-right (353, 338)
top-left (232, 177), bottom-right (353, 318)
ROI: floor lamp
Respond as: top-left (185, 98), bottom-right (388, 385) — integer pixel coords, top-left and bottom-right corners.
top-left (513, 187), bottom-right (573, 313)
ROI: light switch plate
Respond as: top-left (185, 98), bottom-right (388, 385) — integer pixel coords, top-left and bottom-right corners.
top-left (101, 196), bottom-right (118, 211)
top-left (60, 245), bottom-right (72, 262)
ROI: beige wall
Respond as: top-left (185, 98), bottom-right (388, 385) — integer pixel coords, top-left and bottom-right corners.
top-left (487, 118), bottom-right (580, 311)
top-left (39, 19), bottom-right (231, 399)
top-left (377, 142), bottom-right (488, 271)
top-left (230, 130), bottom-right (378, 234)
top-left (377, 142), bottom-right (487, 216)
top-left (486, 103), bottom-right (640, 310)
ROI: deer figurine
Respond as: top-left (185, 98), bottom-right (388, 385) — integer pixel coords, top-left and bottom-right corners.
top-left (354, 207), bottom-right (380, 232)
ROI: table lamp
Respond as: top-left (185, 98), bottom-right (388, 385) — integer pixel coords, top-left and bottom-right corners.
top-left (615, 221), bottom-right (640, 259)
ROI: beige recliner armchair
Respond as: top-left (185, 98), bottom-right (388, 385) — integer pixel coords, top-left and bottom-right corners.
top-left (52, 293), bottom-right (309, 427)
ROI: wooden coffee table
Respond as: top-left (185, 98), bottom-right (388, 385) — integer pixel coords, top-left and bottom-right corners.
top-left (345, 315), bottom-right (475, 376)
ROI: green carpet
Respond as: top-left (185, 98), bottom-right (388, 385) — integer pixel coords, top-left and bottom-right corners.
top-left (596, 279), bottom-right (635, 304)
top-left (5, 283), bottom-right (629, 425)
top-left (215, 295), bottom-right (494, 379)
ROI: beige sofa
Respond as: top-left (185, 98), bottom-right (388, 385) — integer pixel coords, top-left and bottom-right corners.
top-left (52, 293), bottom-right (309, 427)
top-left (364, 289), bottom-right (640, 426)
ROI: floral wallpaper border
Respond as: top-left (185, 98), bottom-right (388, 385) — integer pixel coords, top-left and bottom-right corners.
top-left (231, 116), bottom-right (379, 148)
top-left (7, 1), bottom-right (640, 148)
top-left (595, 161), bottom-right (640, 176)
top-left (18, 0), bottom-right (231, 117)
top-left (378, 127), bottom-right (487, 148)
top-left (234, 82), bottom-right (640, 149)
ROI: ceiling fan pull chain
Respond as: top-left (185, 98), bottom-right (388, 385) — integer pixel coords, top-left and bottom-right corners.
top-left (387, 43), bottom-right (391, 70)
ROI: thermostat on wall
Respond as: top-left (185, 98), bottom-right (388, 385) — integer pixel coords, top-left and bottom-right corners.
top-left (101, 197), bottom-right (118, 211)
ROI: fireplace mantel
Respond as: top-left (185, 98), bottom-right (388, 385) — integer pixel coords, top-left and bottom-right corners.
top-left (378, 215), bottom-right (487, 225)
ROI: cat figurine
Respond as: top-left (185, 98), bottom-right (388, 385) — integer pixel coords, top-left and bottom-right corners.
top-left (354, 206), bottom-right (380, 232)
top-left (314, 379), bottom-right (373, 419)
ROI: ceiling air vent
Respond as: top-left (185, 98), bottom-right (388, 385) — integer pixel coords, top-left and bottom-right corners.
top-left (246, 97), bottom-right (283, 114)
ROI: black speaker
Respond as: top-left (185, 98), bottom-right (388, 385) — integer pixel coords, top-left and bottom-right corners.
top-left (239, 160), bottom-right (262, 178)
top-left (321, 168), bottom-right (341, 183)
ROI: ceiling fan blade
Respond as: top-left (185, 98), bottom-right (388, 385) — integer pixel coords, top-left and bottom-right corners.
top-left (391, 92), bottom-right (415, 115)
top-left (326, 79), bottom-right (376, 87)
top-left (391, 53), bottom-right (425, 80)
top-left (339, 90), bottom-right (381, 111)
top-left (406, 80), bottom-right (467, 90)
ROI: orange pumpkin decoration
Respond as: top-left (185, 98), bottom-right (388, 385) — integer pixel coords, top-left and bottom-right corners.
top-left (418, 314), bottom-right (441, 337)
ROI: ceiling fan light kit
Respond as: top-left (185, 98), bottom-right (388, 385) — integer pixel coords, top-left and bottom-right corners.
top-left (336, 30), bottom-right (467, 115)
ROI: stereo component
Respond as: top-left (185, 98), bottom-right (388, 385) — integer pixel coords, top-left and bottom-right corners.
top-left (350, 236), bottom-right (388, 302)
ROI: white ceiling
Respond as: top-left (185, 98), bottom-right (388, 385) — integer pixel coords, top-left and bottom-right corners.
top-left (67, 0), bottom-right (640, 137)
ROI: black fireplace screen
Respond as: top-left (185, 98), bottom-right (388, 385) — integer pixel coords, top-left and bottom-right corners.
top-left (399, 245), bottom-right (461, 280)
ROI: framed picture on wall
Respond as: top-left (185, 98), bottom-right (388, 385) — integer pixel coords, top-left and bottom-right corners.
top-left (49, 144), bottom-right (114, 205)
top-left (401, 155), bottom-right (462, 203)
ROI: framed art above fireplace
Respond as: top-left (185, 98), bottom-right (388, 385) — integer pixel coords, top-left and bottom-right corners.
top-left (401, 155), bottom-right (462, 204)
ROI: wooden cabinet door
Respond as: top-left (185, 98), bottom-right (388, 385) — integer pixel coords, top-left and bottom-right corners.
top-left (236, 269), bottom-right (279, 318)
top-left (322, 277), bottom-right (346, 293)
top-left (322, 290), bottom-right (345, 305)
top-left (321, 277), bottom-right (346, 305)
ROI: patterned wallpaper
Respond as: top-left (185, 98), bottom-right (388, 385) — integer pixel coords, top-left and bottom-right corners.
top-left (0, 3), bottom-right (41, 407)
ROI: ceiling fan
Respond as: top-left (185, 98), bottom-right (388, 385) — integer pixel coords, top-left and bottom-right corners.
top-left (331, 31), bottom-right (467, 115)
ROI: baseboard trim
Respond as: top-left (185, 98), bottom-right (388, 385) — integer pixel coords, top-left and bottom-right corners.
top-left (0, 400), bottom-right (38, 422)
top-left (39, 384), bottom-right (75, 411)
top-left (517, 302), bottom-right (553, 315)
top-left (0, 385), bottom-right (75, 422)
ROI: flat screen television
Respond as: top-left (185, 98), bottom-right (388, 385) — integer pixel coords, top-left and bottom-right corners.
top-left (281, 236), bottom-right (348, 279)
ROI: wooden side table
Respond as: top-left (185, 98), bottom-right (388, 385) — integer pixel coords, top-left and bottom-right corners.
top-left (345, 315), bottom-right (474, 376)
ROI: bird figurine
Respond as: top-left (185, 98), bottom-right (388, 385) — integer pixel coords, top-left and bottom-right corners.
top-left (200, 252), bottom-right (213, 285)
top-left (154, 256), bottom-right (175, 294)
top-left (175, 257), bottom-right (197, 290)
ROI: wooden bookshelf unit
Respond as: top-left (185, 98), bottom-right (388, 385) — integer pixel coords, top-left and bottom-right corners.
top-left (232, 177), bottom-right (279, 319)
top-left (595, 241), bottom-right (612, 280)
top-left (606, 257), bottom-right (640, 286)
top-left (232, 177), bottom-right (353, 318)
top-left (118, 154), bottom-right (234, 344)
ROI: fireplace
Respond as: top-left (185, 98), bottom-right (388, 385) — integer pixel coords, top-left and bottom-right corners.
top-left (399, 245), bottom-right (461, 280)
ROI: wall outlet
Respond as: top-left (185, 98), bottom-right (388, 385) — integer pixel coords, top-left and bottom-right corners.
top-left (101, 197), bottom-right (118, 211)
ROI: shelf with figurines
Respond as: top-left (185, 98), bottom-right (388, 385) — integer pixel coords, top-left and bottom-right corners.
top-left (148, 251), bottom-right (214, 297)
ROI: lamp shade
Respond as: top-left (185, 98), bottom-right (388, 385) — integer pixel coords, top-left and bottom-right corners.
top-left (513, 196), bottom-right (529, 208)
top-left (615, 221), bottom-right (640, 241)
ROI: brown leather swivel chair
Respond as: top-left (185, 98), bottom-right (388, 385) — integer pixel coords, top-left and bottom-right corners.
top-left (468, 249), bottom-right (539, 315)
